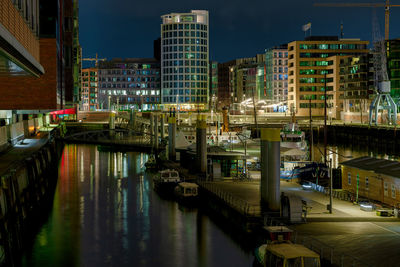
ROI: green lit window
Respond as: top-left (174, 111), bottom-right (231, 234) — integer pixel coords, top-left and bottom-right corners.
top-left (299, 69), bottom-right (315, 75)
top-left (316, 61), bottom-right (329, 66)
top-left (300, 78), bottom-right (316, 83)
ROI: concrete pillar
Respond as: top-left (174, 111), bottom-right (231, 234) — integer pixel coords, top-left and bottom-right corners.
top-left (12, 114), bottom-right (17, 124)
top-left (42, 114), bottom-right (47, 127)
top-left (168, 116), bottom-right (176, 161)
top-left (154, 114), bottom-right (159, 150)
top-left (129, 109), bottom-right (135, 129)
top-left (160, 114), bottom-right (165, 139)
top-left (260, 128), bottom-right (281, 212)
top-left (109, 112), bottom-right (115, 137)
top-left (196, 114), bottom-right (207, 173)
top-left (150, 113), bottom-right (154, 147)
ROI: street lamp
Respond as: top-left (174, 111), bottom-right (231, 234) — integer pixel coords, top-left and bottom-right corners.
top-left (326, 150), bottom-right (352, 214)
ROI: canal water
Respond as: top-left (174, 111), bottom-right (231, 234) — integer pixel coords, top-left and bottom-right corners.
top-left (21, 144), bottom-right (253, 267)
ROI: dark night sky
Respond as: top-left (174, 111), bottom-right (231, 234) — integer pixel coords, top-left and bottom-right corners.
top-left (79, 0), bottom-right (400, 64)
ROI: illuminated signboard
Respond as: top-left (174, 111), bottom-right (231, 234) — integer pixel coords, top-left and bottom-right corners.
top-left (181, 15), bottom-right (194, 22)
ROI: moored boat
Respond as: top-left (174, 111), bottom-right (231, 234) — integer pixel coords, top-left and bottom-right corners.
top-left (174, 182), bottom-right (199, 205)
top-left (253, 241), bottom-right (320, 267)
top-left (153, 169), bottom-right (181, 196)
top-left (145, 155), bottom-right (157, 170)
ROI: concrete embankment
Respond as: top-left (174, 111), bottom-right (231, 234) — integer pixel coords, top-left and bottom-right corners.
top-left (0, 128), bottom-right (64, 266)
top-left (161, 160), bottom-right (264, 235)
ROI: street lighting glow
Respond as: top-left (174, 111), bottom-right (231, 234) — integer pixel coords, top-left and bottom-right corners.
top-left (360, 203), bottom-right (373, 209)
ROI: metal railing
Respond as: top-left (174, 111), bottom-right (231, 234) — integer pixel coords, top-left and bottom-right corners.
top-left (198, 182), bottom-right (259, 217)
top-left (291, 233), bottom-right (372, 267)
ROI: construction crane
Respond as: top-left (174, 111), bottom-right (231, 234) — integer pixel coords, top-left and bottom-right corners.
top-left (82, 52), bottom-right (106, 67)
top-left (369, 10), bottom-right (397, 125)
top-left (314, 0), bottom-right (400, 40)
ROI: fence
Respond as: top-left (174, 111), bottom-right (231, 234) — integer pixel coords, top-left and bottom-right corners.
top-left (306, 181), bottom-right (356, 203)
top-left (291, 233), bottom-right (372, 267)
top-left (198, 182), bottom-right (259, 217)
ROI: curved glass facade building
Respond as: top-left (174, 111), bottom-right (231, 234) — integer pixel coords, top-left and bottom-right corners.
top-left (161, 10), bottom-right (209, 110)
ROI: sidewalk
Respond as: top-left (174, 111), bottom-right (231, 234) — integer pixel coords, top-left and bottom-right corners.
top-left (281, 182), bottom-right (400, 222)
top-left (204, 180), bottom-right (399, 222)
top-left (0, 130), bottom-right (53, 177)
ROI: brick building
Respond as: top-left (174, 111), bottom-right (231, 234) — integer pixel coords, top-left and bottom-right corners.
top-left (0, 0), bottom-right (78, 111)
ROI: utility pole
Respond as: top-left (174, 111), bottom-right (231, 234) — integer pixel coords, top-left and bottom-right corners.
top-left (329, 158), bottom-right (333, 214)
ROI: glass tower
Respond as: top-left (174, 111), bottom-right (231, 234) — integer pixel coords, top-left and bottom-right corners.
top-left (160, 10), bottom-right (209, 110)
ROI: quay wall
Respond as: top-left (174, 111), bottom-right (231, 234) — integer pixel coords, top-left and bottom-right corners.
top-left (303, 124), bottom-right (400, 155)
top-left (0, 131), bottom-right (64, 266)
top-left (199, 185), bottom-right (262, 234)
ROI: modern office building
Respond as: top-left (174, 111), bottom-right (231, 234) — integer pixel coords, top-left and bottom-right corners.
top-left (97, 58), bottom-right (161, 111)
top-left (217, 60), bottom-right (236, 110)
top-left (72, 0), bottom-right (82, 106)
top-left (81, 68), bottom-right (98, 111)
top-left (209, 61), bottom-right (218, 111)
top-left (287, 36), bottom-right (369, 118)
top-left (228, 56), bottom-right (266, 114)
top-left (154, 37), bottom-right (161, 61)
top-left (265, 45), bottom-right (288, 109)
top-left (340, 54), bottom-right (374, 123)
top-left (160, 10), bottom-right (209, 110)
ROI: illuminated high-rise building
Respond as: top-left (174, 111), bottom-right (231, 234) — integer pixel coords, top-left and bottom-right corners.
top-left (160, 10), bottom-right (209, 110)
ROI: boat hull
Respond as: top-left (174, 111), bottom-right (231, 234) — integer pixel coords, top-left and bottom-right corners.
top-left (153, 180), bottom-right (179, 197)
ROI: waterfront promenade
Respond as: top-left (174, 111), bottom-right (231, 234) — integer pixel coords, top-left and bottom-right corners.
top-left (0, 129), bottom-right (55, 177)
top-left (200, 179), bottom-right (400, 266)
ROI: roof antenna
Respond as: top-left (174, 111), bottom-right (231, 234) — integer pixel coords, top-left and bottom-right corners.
top-left (340, 21), bottom-right (344, 39)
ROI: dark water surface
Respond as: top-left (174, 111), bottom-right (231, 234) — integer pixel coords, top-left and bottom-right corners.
top-left (21, 144), bottom-right (253, 267)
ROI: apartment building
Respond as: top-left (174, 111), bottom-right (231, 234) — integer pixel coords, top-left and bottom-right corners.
top-left (265, 45), bottom-right (288, 108)
top-left (287, 36), bottom-right (369, 118)
top-left (340, 54), bottom-right (374, 123)
top-left (81, 68), bottom-right (98, 111)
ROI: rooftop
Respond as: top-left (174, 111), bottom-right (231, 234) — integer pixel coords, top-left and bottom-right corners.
top-left (305, 36), bottom-right (339, 41)
top-left (340, 156), bottom-right (400, 178)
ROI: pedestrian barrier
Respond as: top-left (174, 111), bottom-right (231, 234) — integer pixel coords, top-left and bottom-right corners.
top-left (198, 182), bottom-right (258, 217)
top-left (291, 232), bottom-right (372, 267)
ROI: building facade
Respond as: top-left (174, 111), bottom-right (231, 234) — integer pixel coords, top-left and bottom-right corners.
top-left (0, 0), bottom-right (43, 77)
top-left (287, 36), bottom-right (369, 118)
top-left (209, 61), bottom-right (218, 111)
top-left (229, 56), bottom-right (266, 114)
top-left (160, 10), bottom-right (209, 110)
top-left (72, 0), bottom-right (82, 105)
top-left (341, 157), bottom-right (400, 207)
top-left (265, 45), bottom-right (288, 110)
top-left (340, 54), bottom-right (374, 123)
top-left (217, 60), bottom-right (236, 110)
top-left (386, 39), bottom-right (400, 105)
top-left (81, 68), bottom-right (98, 111)
top-left (97, 58), bottom-right (161, 111)
top-left (0, 0), bottom-right (76, 111)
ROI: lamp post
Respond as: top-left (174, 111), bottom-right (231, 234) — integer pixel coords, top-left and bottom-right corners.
top-left (325, 149), bottom-right (352, 214)
top-left (329, 158), bottom-right (333, 213)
